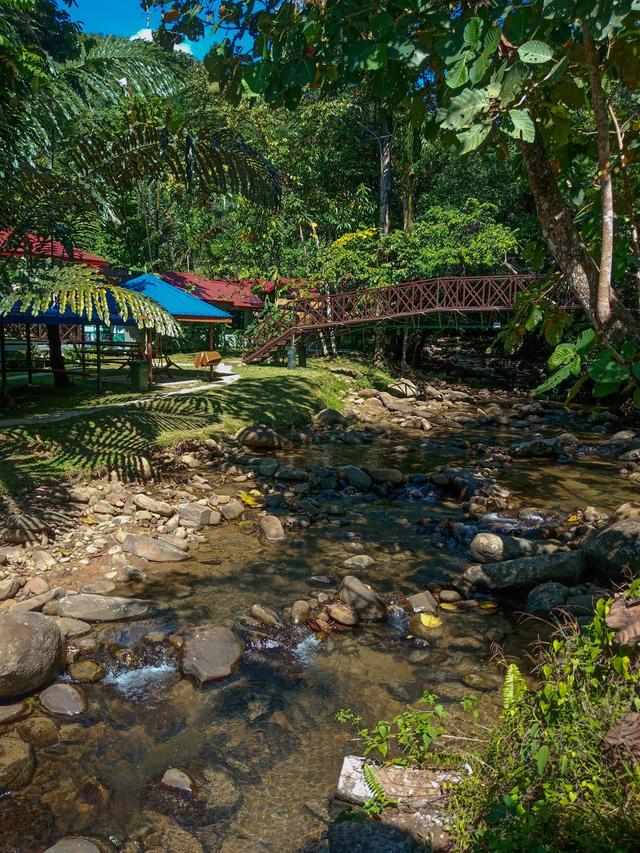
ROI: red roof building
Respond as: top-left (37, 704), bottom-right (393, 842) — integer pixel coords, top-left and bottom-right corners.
top-left (162, 271), bottom-right (264, 312)
top-left (0, 230), bottom-right (107, 269)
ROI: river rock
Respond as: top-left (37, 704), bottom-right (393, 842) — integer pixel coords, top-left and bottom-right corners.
top-left (236, 425), bottom-right (283, 450)
top-left (338, 576), bottom-right (386, 621)
top-left (220, 499), bottom-right (244, 520)
top-left (56, 593), bottom-right (150, 622)
top-left (45, 839), bottom-right (101, 853)
top-left (388, 378), bottom-right (419, 398)
top-left (407, 590), bottom-right (437, 614)
top-left (0, 734), bottom-right (34, 792)
top-left (461, 550), bottom-right (585, 594)
top-left (68, 660), bottom-right (103, 682)
top-left (343, 554), bottom-right (375, 569)
top-left (328, 602), bottom-right (359, 626)
top-left (40, 683), bottom-right (86, 716)
top-left (584, 517), bottom-right (640, 577)
top-left (291, 600), bottom-right (310, 625)
top-left (11, 586), bottom-right (63, 613)
top-left (162, 767), bottom-right (193, 793)
top-left (134, 494), bottom-right (174, 517)
top-left (0, 701), bottom-right (27, 725)
top-left (526, 582), bottom-right (569, 614)
top-left (250, 604), bottom-right (280, 626)
top-left (314, 408), bottom-right (346, 427)
top-left (258, 457), bottom-right (279, 477)
top-left (122, 533), bottom-right (189, 562)
top-left (55, 618), bottom-right (91, 639)
top-left (329, 819), bottom-right (418, 852)
top-left (258, 515), bottom-right (285, 542)
top-left (0, 576), bottom-right (22, 601)
top-left (200, 766), bottom-right (241, 814)
top-left (0, 611), bottom-right (65, 699)
top-left (469, 532), bottom-right (566, 563)
top-left (339, 466), bottom-right (373, 490)
top-left (180, 625), bottom-right (244, 685)
top-left (16, 577), bottom-right (50, 599)
top-left (179, 503), bottom-right (212, 529)
top-left (370, 467), bottom-right (404, 485)
top-left (81, 580), bottom-right (115, 595)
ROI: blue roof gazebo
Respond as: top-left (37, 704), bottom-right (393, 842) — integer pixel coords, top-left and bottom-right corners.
top-left (0, 274), bottom-right (232, 400)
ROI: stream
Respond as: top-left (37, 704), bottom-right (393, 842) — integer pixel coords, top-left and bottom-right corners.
top-left (1, 401), bottom-right (639, 852)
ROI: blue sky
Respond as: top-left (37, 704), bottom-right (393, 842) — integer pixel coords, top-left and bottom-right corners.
top-left (70, 0), bottom-right (215, 58)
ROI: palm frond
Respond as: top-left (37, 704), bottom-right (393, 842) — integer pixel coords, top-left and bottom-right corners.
top-left (0, 262), bottom-right (181, 336)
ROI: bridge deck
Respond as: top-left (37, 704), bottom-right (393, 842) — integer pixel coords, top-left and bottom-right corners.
top-left (244, 274), bottom-right (565, 363)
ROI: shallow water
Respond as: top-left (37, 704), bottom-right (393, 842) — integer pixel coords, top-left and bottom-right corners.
top-left (2, 417), bottom-right (638, 852)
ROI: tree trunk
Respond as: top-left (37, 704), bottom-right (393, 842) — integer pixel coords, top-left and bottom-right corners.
top-left (609, 104), bottom-right (640, 308)
top-left (47, 324), bottom-right (71, 388)
top-left (378, 110), bottom-right (393, 234)
top-left (583, 22), bottom-right (613, 326)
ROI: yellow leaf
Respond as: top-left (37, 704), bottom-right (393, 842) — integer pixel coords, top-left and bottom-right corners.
top-left (239, 490), bottom-right (259, 506)
top-left (420, 613), bottom-right (443, 629)
top-left (479, 602), bottom-right (497, 610)
top-left (439, 602), bottom-right (458, 612)
top-left (249, 489), bottom-right (262, 497)
top-left (566, 513), bottom-right (580, 523)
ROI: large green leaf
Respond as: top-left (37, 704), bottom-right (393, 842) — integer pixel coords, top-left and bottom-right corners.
top-left (574, 328), bottom-right (597, 355)
top-left (463, 17), bottom-right (482, 47)
top-left (548, 342), bottom-right (576, 369)
top-left (588, 348), bottom-right (630, 384)
top-left (592, 381), bottom-right (621, 398)
top-left (457, 124), bottom-right (491, 155)
top-left (518, 40), bottom-right (555, 64)
top-left (438, 88), bottom-right (489, 129)
top-left (535, 363), bottom-right (573, 395)
top-left (500, 109), bottom-right (536, 142)
top-left (445, 56), bottom-right (469, 89)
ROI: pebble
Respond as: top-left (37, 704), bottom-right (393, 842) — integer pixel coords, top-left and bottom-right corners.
top-left (40, 684), bottom-right (87, 716)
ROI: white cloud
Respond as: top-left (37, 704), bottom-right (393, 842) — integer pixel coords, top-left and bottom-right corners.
top-left (130, 28), bottom-right (193, 55)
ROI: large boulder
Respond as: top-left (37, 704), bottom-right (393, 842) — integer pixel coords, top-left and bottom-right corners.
top-left (584, 517), bottom-right (640, 577)
top-left (56, 593), bottom-right (150, 622)
top-left (314, 408), bottom-right (346, 427)
top-left (236, 424), bottom-right (283, 450)
top-left (122, 534), bottom-right (189, 562)
top-left (460, 550), bottom-right (585, 595)
top-left (469, 532), bottom-right (567, 564)
top-left (0, 611), bottom-right (65, 698)
top-left (180, 625), bottom-right (244, 685)
top-left (338, 576), bottom-right (387, 622)
top-left (388, 378), bottom-right (419, 399)
top-left (525, 582), bottom-right (569, 614)
top-left (339, 466), bottom-right (373, 491)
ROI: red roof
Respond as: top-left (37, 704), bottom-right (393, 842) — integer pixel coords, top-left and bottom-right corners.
top-left (162, 271), bottom-right (264, 311)
top-left (0, 230), bottom-right (107, 268)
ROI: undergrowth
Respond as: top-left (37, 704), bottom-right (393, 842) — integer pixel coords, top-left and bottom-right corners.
top-left (449, 598), bottom-right (640, 851)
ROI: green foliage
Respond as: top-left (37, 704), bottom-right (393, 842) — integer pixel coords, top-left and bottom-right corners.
top-left (361, 764), bottom-right (398, 817)
top-left (449, 598), bottom-right (640, 851)
top-left (322, 199), bottom-right (519, 291)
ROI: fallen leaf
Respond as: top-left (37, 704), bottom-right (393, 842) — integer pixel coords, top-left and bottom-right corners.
top-left (420, 613), bottom-right (443, 628)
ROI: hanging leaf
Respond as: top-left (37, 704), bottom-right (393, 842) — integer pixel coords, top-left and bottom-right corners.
top-left (518, 40), bottom-right (555, 64)
top-left (535, 744), bottom-right (550, 776)
top-left (457, 123), bottom-right (491, 155)
top-left (439, 88), bottom-right (490, 129)
top-left (500, 109), bottom-right (536, 142)
top-left (445, 56), bottom-right (469, 89)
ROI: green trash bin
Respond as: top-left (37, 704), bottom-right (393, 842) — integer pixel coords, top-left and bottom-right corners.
top-left (130, 360), bottom-right (149, 392)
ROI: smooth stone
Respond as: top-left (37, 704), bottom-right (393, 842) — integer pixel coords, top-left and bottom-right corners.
top-left (584, 517), bottom-right (640, 578)
top-left (339, 466), bottom-right (373, 491)
top-left (0, 701), bottom-right (27, 725)
top-left (179, 503), bottom-right (212, 529)
top-left (57, 593), bottom-right (150, 622)
top-left (0, 577), bottom-right (21, 601)
top-left (257, 515), bottom-right (285, 542)
top-left (0, 611), bottom-right (65, 699)
top-left (134, 494), bottom-right (174, 517)
top-left (291, 600), bottom-right (310, 625)
top-left (250, 604), bottom-right (280, 626)
top-left (180, 625), bottom-right (244, 685)
top-left (39, 684), bottom-right (86, 717)
top-left (439, 590), bottom-right (462, 603)
top-left (461, 550), bottom-right (585, 594)
top-left (220, 500), bottom-right (244, 520)
top-left (122, 533), bottom-right (189, 562)
top-left (17, 715), bottom-right (58, 743)
top-left (526, 582), bottom-right (569, 614)
top-left (16, 577), bottom-right (50, 599)
top-left (236, 425), bottom-right (283, 450)
top-left (327, 602), bottom-right (359, 626)
top-left (68, 660), bottom-right (104, 683)
top-left (388, 378), bottom-right (419, 398)
top-left (469, 532), bottom-right (566, 563)
top-left (314, 408), bottom-right (346, 427)
top-left (0, 733), bottom-right (34, 792)
top-left (343, 554), bottom-right (375, 569)
top-left (10, 586), bottom-right (63, 613)
top-left (369, 468), bottom-right (404, 485)
top-left (55, 617), bottom-right (91, 639)
top-left (407, 590), bottom-right (438, 614)
top-left (338, 576), bottom-right (387, 622)
top-left (258, 458), bottom-right (279, 477)
top-left (45, 839), bottom-right (101, 853)
top-left (162, 767), bottom-right (193, 793)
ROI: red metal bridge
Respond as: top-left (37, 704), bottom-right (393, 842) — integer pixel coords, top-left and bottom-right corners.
top-left (243, 274), bottom-right (566, 363)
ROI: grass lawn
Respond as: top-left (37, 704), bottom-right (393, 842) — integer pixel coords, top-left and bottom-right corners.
top-left (0, 357), bottom-right (392, 495)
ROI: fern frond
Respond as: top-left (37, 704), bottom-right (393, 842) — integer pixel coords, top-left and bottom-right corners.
top-left (503, 663), bottom-right (527, 712)
top-left (363, 762), bottom-right (385, 799)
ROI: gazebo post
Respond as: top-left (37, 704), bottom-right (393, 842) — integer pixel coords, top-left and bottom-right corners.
top-left (0, 324), bottom-right (7, 406)
top-left (81, 324), bottom-right (87, 375)
top-left (146, 328), bottom-right (153, 386)
top-left (209, 322), bottom-right (214, 351)
top-left (26, 323), bottom-right (33, 384)
top-left (96, 323), bottom-right (101, 394)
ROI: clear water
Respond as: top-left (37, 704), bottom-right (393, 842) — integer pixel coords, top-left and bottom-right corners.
top-left (1, 420), bottom-right (637, 852)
